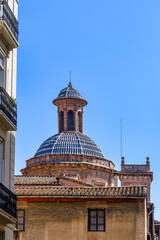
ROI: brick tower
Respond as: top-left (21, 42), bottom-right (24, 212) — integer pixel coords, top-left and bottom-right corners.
top-left (119, 157), bottom-right (153, 202)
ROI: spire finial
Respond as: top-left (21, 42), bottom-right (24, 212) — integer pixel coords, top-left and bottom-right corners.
top-left (146, 156), bottom-right (150, 165)
top-left (68, 71), bottom-right (72, 88)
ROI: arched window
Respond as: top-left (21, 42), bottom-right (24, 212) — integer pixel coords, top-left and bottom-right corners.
top-left (78, 112), bottom-right (82, 132)
top-left (67, 110), bottom-right (74, 131)
top-left (60, 111), bottom-right (64, 132)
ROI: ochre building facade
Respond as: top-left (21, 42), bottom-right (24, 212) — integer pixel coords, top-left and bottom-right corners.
top-left (15, 185), bottom-right (147, 240)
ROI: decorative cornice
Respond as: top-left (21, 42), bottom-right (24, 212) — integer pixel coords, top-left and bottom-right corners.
top-left (21, 162), bottom-right (118, 175)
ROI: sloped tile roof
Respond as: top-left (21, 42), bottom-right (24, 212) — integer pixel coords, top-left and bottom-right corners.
top-left (14, 176), bottom-right (58, 185)
top-left (15, 186), bottom-right (146, 199)
top-left (14, 175), bottom-right (94, 187)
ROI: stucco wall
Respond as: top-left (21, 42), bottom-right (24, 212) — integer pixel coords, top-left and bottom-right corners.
top-left (0, 0), bottom-right (18, 192)
top-left (0, 0), bottom-right (18, 238)
top-left (18, 199), bottom-right (146, 240)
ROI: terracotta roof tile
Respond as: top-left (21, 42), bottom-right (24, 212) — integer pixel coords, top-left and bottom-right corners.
top-left (15, 186), bottom-right (147, 199)
top-left (14, 175), bottom-right (94, 187)
top-left (14, 176), bottom-right (58, 185)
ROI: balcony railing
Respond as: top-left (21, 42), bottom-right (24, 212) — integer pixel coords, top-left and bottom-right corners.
top-left (0, 86), bottom-right (17, 127)
top-left (0, 0), bottom-right (18, 41)
top-left (0, 183), bottom-right (16, 218)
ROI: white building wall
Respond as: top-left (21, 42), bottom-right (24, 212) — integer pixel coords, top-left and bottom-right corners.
top-left (0, 0), bottom-right (18, 191)
top-left (0, 0), bottom-right (18, 238)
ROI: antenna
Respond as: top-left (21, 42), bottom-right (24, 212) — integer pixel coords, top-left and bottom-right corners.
top-left (68, 71), bottom-right (72, 88)
top-left (120, 119), bottom-right (123, 158)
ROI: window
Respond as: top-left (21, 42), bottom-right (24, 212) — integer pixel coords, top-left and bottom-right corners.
top-left (88, 209), bottom-right (105, 231)
top-left (0, 54), bottom-right (5, 87)
top-left (0, 230), bottom-right (4, 240)
top-left (67, 110), bottom-right (74, 131)
top-left (0, 137), bottom-right (4, 183)
top-left (78, 112), bottom-right (82, 132)
top-left (17, 210), bottom-right (25, 231)
top-left (60, 111), bottom-right (64, 132)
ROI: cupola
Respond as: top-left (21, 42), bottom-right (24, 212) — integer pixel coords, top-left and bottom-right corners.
top-left (53, 82), bottom-right (87, 133)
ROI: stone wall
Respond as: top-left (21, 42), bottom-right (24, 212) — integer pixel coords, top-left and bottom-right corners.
top-left (17, 199), bottom-right (146, 240)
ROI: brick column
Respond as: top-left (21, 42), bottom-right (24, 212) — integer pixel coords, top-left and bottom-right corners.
top-left (81, 109), bottom-right (83, 133)
top-left (58, 110), bottom-right (60, 133)
top-left (74, 110), bottom-right (78, 131)
top-left (63, 109), bottom-right (68, 132)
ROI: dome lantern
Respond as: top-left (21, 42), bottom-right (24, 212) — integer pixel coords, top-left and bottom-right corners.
top-left (53, 82), bottom-right (87, 133)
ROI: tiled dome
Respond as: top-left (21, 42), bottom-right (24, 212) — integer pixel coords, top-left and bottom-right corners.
top-left (56, 82), bottom-right (83, 100)
top-left (35, 132), bottom-right (105, 158)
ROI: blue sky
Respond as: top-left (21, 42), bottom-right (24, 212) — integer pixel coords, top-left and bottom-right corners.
top-left (16, 0), bottom-right (160, 219)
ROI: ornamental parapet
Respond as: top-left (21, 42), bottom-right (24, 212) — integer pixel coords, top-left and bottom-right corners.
top-left (121, 164), bottom-right (150, 172)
